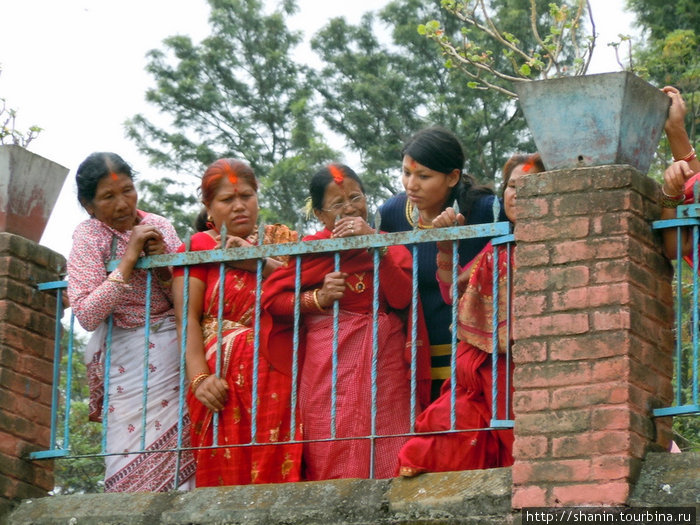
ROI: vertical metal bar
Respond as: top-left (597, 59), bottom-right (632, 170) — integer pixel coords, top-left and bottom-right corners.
top-left (675, 227), bottom-right (684, 408)
top-left (251, 224), bottom-right (265, 444)
top-left (369, 244), bottom-right (380, 478)
top-left (410, 244), bottom-right (419, 429)
top-left (101, 315), bottom-right (114, 453)
top-left (330, 250), bottom-right (340, 438)
top-left (62, 310), bottom-right (75, 450)
top-left (505, 241), bottom-right (513, 420)
top-left (491, 244), bottom-right (500, 424)
top-left (174, 235), bottom-right (192, 489)
top-left (48, 287), bottom-right (64, 450)
top-left (213, 224), bottom-right (227, 446)
top-left (290, 255), bottom-right (302, 439)
top-left (692, 221), bottom-right (699, 406)
top-left (449, 240), bottom-right (458, 430)
top-left (140, 270), bottom-right (153, 451)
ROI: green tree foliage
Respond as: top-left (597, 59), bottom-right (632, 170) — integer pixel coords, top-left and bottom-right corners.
top-left (626, 0), bottom-right (700, 175)
top-left (128, 0), bottom-right (576, 220)
top-left (125, 0), bottom-right (338, 230)
top-left (53, 326), bottom-right (104, 494)
top-left (626, 0), bottom-right (699, 42)
top-left (311, 0), bottom-right (541, 194)
top-left (137, 177), bottom-right (200, 240)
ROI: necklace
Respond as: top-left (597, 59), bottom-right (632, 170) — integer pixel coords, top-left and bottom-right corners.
top-left (405, 200), bottom-right (434, 229)
top-left (345, 272), bottom-right (367, 293)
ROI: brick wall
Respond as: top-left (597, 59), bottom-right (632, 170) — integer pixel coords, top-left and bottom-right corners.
top-left (511, 166), bottom-right (674, 507)
top-left (0, 233), bottom-right (65, 516)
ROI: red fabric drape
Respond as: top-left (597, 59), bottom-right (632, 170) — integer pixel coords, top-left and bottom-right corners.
top-left (398, 242), bottom-right (515, 475)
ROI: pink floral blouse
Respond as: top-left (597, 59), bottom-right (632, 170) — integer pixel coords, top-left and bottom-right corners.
top-left (67, 210), bottom-right (181, 331)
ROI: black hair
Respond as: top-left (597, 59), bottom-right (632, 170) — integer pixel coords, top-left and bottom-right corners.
top-left (194, 207), bottom-right (210, 232)
top-left (75, 152), bottom-right (134, 207)
top-left (401, 126), bottom-right (494, 217)
top-left (309, 164), bottom-right (365, 211)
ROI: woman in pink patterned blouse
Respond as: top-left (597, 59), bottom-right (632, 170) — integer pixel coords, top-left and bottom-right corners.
top-left (67, 152), bottom-right (195, 492)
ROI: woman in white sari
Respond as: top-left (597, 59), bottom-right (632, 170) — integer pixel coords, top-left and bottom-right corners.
top-left (67, 152), bottom-right (194, 492)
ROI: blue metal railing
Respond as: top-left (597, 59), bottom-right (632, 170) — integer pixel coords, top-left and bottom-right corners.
top-left (651, 198), bottom-right (700, 418)
top-left (30, 221), bottom-right (515, 479)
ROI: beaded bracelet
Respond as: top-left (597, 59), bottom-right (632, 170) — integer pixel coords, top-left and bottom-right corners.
top-left (661, 196), bottom-right (685, 209)
top-left (437, 259), bottom-right (453, 271)
top-left (190, 373), bottom-right (210, 393)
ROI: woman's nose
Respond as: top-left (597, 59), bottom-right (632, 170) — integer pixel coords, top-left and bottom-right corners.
top-left (405, 174), bottom-right (418, 190)
top-left (114, 195), bottom-right (129, 211)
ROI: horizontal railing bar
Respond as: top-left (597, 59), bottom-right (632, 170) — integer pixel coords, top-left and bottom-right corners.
top-left (490, 419), bottom-right (515, 428)
top-left (652, 404), bottom-right (700, 417)
top-left (28, 449), bottom-right (70, 459)
top-left (491, 233), bottom-right (515, 246)
top-left (106, 223), bottom-right (512, 271)
top-left (36, 281), bottom-right (68, 291)
top-left (652, 218), bottom-right (700, 230)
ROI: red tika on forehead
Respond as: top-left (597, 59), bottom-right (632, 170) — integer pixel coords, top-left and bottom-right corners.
top-left (521, 162), bottom-right (534, 173)
top-left (227, 173), bottom-right (238, 186)
top-left (329, 164), bottom-right (345, 185)
top-left (109, 172), bottom-right (119, 181)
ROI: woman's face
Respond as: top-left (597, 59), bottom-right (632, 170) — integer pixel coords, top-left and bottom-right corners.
top-left (84, 173), bottom-right (138, 232)
top-left (504, 164), bottom-right (529, 223)
top-left (315, 178), bottom-right (367, 231)
top-left (206, 176), bottom-right (259, 238)
top-left (401, 155), bottom-right (459, 216)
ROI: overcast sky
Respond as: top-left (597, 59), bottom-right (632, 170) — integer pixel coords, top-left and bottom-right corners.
top-left (0, 0), bottom-right (636, 259)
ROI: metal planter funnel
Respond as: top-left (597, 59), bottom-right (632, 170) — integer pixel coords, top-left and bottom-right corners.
top-left (513, 71), bottom-right (670, 174)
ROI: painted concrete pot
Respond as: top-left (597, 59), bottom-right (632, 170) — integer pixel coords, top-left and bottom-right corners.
top-left (513, 71), bottom-right (670, 174)
top-left (0, 145), bottom-right (69, 242)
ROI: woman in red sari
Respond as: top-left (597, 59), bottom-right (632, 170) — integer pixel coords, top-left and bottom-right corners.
top-left (172, 158), bottom-right (302, 487)
top-left (262, 164), bottom-right (431, 480)
top-left (398, 153), bottom-right (544, 476)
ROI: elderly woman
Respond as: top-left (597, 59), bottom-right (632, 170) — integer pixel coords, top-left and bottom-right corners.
top-left (262, 164), bottom-right (431, 480)
top-left (379, 126), bottom-right (506, 399)
top-left (67, 152), bottom-right (194, 492)
top-left (172, 158), bottom-right (302, 487)
top-left (398, 153), bottom-right (544, 476)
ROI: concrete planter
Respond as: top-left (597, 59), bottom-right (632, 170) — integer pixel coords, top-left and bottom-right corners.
top-left (513, 71), bottom-right (670, 174)
top-left (0, 145), bottom-right (69, 242)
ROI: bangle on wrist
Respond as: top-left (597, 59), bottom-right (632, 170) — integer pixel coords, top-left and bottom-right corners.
top-left (190, 373), bottom-right (210, 393)
top-left (107, 269), bottom-right (131, 287)
top-left (661, 186), bottom-right (684, 200)
top-left (673, 146), bottom-right (697, 163)
top-left (312, 288), bottom-right (325, 311)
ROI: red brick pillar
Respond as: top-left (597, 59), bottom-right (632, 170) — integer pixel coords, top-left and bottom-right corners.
top-left (0, 233), bottom-right (65, 516)
top-left (511, 166), bottom-right (674, 507)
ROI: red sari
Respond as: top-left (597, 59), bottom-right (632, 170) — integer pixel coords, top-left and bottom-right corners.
top-left (398, 241), bottom-right (514, 475)
top-left (174, 226), bottom-right (302, 487)
top-left (262, 228), bottom-right (431, 479)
